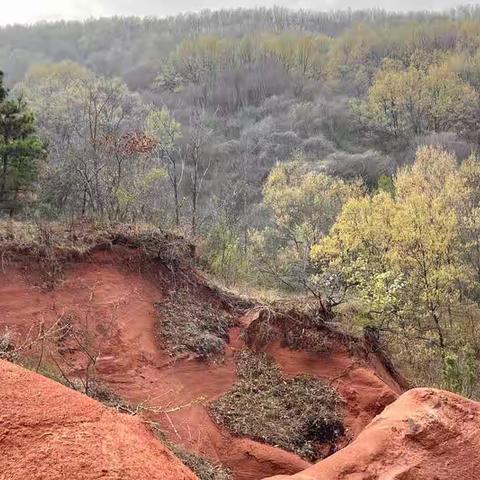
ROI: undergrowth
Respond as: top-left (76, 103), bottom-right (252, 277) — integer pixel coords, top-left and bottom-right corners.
top-left (155, 290), bottom-right (236, 359)
top-left (242, 306), bottom-right (332, 354)
top-left (169, 444), bottom-right (232, 480)
top-left (0, 329), bottom-right (130, 410)
top-left (151, 425), bottom-right (232, 480)
top-left (1, 325), bottom-right (231, 479)
top-left (0, 220), bottom-right (190, 288)
top-left (210, 350), bottom-right (344, 461)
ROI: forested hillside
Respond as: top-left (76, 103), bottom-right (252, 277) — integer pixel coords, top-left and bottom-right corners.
top-left (3, 6), bottom-right (480, 396)
top-left (0, 7), bottom-right (463, 86)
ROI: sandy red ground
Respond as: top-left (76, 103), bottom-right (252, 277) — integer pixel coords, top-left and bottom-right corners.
top-left (0, 359), bottom-right (197, 480)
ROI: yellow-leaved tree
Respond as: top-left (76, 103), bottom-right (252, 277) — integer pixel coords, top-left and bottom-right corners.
top-left (260, 159), bottom-right (361, 307)
top-left (312, 146), bottom-right (480, 395)
top-left (360, 60), bottom-right (478, 137)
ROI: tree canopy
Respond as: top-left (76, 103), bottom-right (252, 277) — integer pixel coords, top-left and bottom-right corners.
top-left (311, 146), bottom-right (480, 394)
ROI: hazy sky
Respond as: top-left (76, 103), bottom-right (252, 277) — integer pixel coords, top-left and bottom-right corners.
top-left (1, 0), bottom-right (476, 26)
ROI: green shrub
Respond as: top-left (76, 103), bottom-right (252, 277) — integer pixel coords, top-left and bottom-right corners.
top-left (443, 348), bottom-right (478, 398)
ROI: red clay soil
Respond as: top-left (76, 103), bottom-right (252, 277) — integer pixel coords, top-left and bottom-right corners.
top-left (264, 387), bottom-right (480, 480)
top-left (0, 248), bottom-right (404, 479)
top-left (0, 359), bottom-right (197, 480)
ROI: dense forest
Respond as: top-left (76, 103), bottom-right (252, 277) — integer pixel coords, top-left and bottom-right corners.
top-left (4, 6), bottom-right (480, 395)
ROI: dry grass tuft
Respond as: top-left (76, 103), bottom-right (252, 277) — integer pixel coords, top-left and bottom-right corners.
top-left (0, 220), bottom-right (191, 287)
top-left (155, 290), bottom-right (236, 359)
top-left (242, 305), bottom-right (332, 354)
top-left (151, 425), bottom-right (232, 480)
top-left (0, 330), bottom-right (17, 362)
top-left (210, 350), bottom-right (344, 461)
top-left (168, 445), bottom-right (232, 480)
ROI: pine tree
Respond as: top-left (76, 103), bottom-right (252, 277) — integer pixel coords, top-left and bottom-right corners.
top-left (0, 71), bottom-right (46, 213)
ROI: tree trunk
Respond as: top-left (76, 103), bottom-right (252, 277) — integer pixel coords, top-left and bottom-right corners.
top-left (173, 168), bottom-right (180, 227)
top-left (0, 154), bottom-right (7, 202)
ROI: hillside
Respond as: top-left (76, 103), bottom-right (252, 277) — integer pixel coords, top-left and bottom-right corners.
top-left (2, 240), bottom-right (480, 480)
top-left (5, 6), bottom-right (480, 249)
top-left (3, 5), bottom-right (480, 476)
top-left (0, 222), bottom-right (406, 480)
top-left (0, 8), bottom-right (460, 85)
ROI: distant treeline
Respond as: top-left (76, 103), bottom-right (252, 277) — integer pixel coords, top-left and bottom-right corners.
top-left (1, 6), bottom-right (480, 85)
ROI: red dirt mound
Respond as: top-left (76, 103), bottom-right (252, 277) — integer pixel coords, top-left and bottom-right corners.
top-left (0, 246), bottom-right (405, 479)
top-left (0, 359), bottom-right (197, 480)
top-left (263, 387), bottom-right (480, 480)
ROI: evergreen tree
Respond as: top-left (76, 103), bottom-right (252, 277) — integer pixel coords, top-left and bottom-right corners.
top-left (0, 71), bottom-right (45, 212)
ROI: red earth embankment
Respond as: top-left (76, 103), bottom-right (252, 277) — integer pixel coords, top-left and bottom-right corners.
top-left (0, 359), bottom-right (197, 480)
top-left (264, 387), bottom-right (480, 480)
top-left (0, 246), bottom-right (405, 479)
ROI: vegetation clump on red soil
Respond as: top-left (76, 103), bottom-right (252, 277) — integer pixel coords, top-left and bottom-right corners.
top-left (0, 220), bottom-right (191, 288)
top-left (210, 350), bottom-right (344, 461)
top-left (242, 305), bottom-right (334, 354)
top-left (152, 426), bottom-right (233, 480)
top-left (155, 289), bottom-right (237, 359)
top-left (0, 221), bottom-right (407, 480)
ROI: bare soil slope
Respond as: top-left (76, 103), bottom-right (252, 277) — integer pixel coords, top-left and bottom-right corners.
top-left (0, 359), bottom-right (197, 480)
top-left (264, 388), bottom-right (480, 480)
top-left (0, 243), bottom-right (405, 479)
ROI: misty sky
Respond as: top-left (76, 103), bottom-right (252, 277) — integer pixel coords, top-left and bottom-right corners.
top-left (1, 0), bottom-right (476, 26)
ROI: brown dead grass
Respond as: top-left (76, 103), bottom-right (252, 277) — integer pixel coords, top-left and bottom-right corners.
top-left (0, 220), bottom-right (191, 288)
top-left (154, 290), bottom-right (236, 359)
